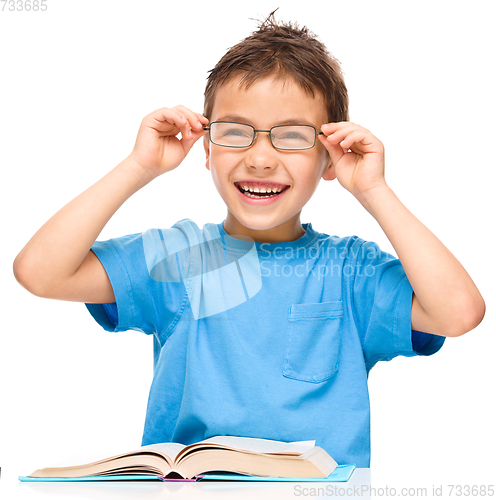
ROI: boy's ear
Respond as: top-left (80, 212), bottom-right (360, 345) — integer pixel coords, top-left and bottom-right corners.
top-left (203, 135), bottom-right (210, 171)
top-left (322, 158), bottom-right (336, 181)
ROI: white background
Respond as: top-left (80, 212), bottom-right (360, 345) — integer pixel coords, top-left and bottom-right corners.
top-left (1, 0), bottom-right (495, 497)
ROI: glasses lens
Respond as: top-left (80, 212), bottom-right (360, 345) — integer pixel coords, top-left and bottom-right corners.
top-left (210, 122), bottom-right (254, 147)
top-left (271, 125), bottom-right (316, 150)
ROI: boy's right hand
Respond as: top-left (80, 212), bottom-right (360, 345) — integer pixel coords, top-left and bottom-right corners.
top-left (128, 106), bottom-right (209, 182)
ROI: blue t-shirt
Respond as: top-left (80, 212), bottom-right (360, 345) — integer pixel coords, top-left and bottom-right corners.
top-left (85, 219), bottom-right (445, 467)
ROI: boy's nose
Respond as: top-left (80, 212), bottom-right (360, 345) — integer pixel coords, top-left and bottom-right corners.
top-left (245, 132), bottom-right (279, 169)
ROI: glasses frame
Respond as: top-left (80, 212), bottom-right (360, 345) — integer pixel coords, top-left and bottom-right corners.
top-left (203, 121), bottom-right (324, 151)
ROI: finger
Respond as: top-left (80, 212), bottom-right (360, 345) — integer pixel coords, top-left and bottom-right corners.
top-left (323, 124), bottom-right (372, 154)
top-left (178, 109), bottom-right (209, 131)
top-left (182, 123), bottom-right (208, 142)
top-left (161, 107), bottom-right (196, 139)
top-left (195, 112), bottom-right (209, 125)
top-left (196, 113), bottom-right (210, 131)
top-left (179, 125), bottom-right (208, 156)
top-left (320, 121), bottom-right (354, 137)
top-left (147, 107), bottom-right (184, 125)
top-left (175, 111), bottom-right (208, 144)
top-left (324, 130), bottom-right (357, 155)
top-left (174, 106), bottom-right (208, 132)
top-left (339, 130), bottom-right (368, 151)
top-left (318, 134), bottom-right (345, 167)
top-left (146, 107), bottom-right (195, 142)
top-left (145, 108), bottom-right (186, 134)
top-left (322, 124), bottom-right (361, 144)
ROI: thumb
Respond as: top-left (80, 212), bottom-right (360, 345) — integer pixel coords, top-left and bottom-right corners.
top-left (180, 128), bottom-right (208, 156)
top-left (318, 134), bottom-right (344, 169)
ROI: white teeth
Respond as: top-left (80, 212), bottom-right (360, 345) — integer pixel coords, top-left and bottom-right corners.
top-left (245, 192), bottom-right (273, 199)
top-left (240, 184), bottom-right (283, 193)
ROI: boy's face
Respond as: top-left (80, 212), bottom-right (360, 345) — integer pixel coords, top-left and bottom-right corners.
top-left (204, 74), bottom-right (334, 243)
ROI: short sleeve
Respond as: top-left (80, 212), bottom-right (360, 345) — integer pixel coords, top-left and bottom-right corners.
top-left (85, 228), bottom-right (190, 344)
top-left (349, 238), bottom-right (445, 371)
top-left (411, 329), bottom-right (446, 356)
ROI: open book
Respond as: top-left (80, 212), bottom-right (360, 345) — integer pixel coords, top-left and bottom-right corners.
top-left (24, 436), bottom-right (338, 481)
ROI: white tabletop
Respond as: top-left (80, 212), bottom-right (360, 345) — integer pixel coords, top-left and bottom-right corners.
top-left (4, 469), bottom-right (371, 500)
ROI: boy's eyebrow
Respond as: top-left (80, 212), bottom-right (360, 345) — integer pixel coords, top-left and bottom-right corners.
top-left (216, 115), bottom-right (317, 128)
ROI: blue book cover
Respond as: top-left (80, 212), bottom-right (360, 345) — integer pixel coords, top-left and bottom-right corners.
top-left (19, 464), bottom-right (356, 483)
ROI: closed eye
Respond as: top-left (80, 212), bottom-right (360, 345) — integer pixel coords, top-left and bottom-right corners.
top-left (222, 128), bottom-right (252, 138)
top-left (278, 132), bottom-right (306, 140)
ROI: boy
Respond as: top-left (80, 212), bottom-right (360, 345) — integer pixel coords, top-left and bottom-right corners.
top-left (13, 13), bottom-right (485, 468)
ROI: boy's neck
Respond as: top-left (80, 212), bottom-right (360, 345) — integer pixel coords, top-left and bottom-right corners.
top-left (222, 212), bottom-right (306, 243)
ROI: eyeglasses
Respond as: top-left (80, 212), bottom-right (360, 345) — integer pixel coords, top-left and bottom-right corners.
top-left (203, 121), bottom-right (324, 151)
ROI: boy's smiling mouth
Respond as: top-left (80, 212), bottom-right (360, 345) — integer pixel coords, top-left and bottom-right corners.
top-left (233, 180), bottom-right (291, 205)
top-left (234, 180), bottom-right (290, 199)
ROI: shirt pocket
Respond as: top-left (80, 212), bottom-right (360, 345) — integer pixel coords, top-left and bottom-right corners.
top-left (282, 301), bottom-right (343, 383)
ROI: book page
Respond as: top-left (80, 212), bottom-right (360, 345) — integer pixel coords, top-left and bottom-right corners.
top-left (40, 444), bottom-right (150, 469)
top-left (196, 436), bottom-right (316, 454)
top-left (140, 442), bottom-right (186, 462)
top-left (41, 442), bottom-right (185, 470)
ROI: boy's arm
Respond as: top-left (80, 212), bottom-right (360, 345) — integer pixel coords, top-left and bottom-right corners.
top-left (13, 106), bottom-right (208, 303)
top-left (355, 184), bottom-right (484, 337)
top-left (319, 123), bottom-right (485, 338)
top-left (14, 158), bottom-right (147, 303)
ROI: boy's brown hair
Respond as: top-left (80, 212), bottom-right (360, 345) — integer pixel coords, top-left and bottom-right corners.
top-left (203, 9), bottom-right (349, 123)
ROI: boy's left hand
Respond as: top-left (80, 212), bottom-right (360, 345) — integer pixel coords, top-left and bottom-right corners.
top-left (319, 122), bottom-right (387, 205)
